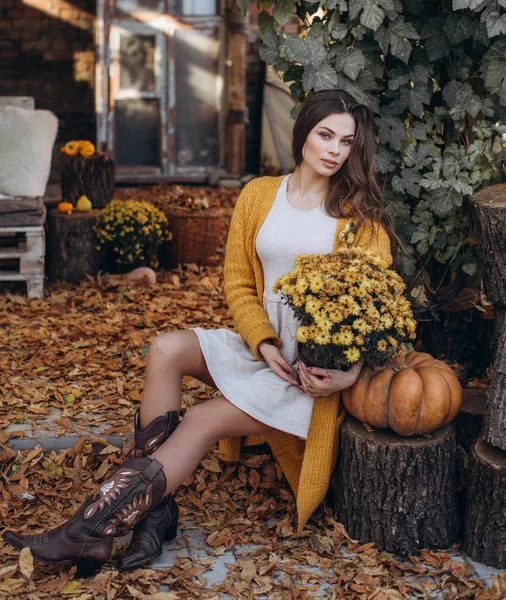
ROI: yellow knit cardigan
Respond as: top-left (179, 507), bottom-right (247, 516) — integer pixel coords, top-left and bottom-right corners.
top-left (219, 175), bottom-right (393, 533)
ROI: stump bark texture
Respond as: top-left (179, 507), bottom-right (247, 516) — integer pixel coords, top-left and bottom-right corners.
top-left (473, 184), bottom-right (506, 450)
top-left (48, 209), bottom-right (103, 282)
top-left (463, 437), bottom-right (506, 568)
top-left (329, 418), bottom-right (458, 556)
top-left (60, 153), bottom-right (115, 209)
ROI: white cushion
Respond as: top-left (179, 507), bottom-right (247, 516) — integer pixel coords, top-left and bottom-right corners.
top-left (0, 106), bottom-right (58, 197)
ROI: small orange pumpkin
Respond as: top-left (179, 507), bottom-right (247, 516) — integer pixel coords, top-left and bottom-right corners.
top-left (61, 141), bottom-right (80, 157)
top-left (57, 201), bottom-right (74, 215)
top-left (342, 351), bottom-right (462, 436)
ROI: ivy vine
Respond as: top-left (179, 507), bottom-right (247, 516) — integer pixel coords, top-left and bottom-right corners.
top-left (239, 0), bottom-right (506, 309)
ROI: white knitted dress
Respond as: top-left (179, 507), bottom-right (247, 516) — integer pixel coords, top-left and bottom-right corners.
top-left (192, 176), bottom-right (337, 438)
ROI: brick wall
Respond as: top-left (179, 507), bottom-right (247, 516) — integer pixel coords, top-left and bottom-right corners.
top-left (0, 0), bottom-right (96, 182)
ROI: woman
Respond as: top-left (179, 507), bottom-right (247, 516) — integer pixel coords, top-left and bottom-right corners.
top-left (3, 90), bottom-right (396, 571)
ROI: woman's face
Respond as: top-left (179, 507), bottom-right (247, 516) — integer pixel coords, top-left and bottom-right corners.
top-left (302, 112), bottom-right (356, 177)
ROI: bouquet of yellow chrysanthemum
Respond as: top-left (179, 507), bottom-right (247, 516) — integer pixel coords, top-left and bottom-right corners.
top-left (273, 248), bottom-right (417, 369)
top-left (94, 199), bottom-right (172, 270)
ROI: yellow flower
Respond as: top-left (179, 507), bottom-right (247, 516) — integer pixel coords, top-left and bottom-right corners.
top-left (377, 339), bottom-right (388, 352)
top-left (352, 318), bottom-right (373, 335)
top-left (314, 330), bottom-right (332, 345)
top-left (387, 336), bottom-right (399, 347)
top-left (296, 327), bottom-right (311, 343)
top-left (332, 330), bottom-right (354, 346)
top-left (309, 275), bottom-right (324, 293)
top-left (344, 347), bottom-right (360, 363)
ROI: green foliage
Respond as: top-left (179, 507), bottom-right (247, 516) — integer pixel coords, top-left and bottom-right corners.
top-left (246, 0), bottom-right (506, 302)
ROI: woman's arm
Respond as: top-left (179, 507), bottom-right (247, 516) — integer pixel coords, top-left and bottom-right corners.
top-left (224, 182), bottom-right (282, 361)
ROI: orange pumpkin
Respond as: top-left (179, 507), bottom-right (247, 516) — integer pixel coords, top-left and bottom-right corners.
top-left (57, 201), bottom-right (74, 215)
top-left (342, 351), bottom-right (462, 436)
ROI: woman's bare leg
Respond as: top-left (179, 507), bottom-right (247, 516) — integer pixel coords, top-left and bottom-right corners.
top-left (150, 396), bottom-right (271, 494)
top-left (140, 330), bottom-right (215, 428)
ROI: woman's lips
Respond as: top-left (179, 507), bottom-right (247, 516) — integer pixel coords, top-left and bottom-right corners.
top-left (322, 159), bottom-right (338, 168)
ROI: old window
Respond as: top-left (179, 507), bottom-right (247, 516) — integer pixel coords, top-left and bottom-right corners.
top-left (96, 0), bottom-right (223, 181)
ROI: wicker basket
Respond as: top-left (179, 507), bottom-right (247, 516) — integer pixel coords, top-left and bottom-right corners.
top-left (161, 210), bottom-right (224, 267)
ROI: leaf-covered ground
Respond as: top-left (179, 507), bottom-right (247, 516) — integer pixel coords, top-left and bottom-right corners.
top-left (1, 267), bottom-right (505, 599)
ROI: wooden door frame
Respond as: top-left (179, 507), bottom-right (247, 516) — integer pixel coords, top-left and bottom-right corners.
top-left (94, 0), bottom-right (245, 182)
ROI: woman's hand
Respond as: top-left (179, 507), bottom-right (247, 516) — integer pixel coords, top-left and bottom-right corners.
top-left (259, 341), bottom-right (299, 386)
top-left (297, 360), bottom-right (363, 397)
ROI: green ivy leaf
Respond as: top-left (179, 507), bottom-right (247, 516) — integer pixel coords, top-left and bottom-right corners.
top-left (485, 12), bottom-right (506, 40)
top-left (258, 10), bottom-right (276, 38)
top-left (236, 0), bottom-right (249, 16)
top-left (387, 68), bottom-right (410, 90)
top-left (409, 121), bottom-right (429, 141)
top-left (375, 147), bottom-right (398, 173)
top-left (302, 62), bottom-right (339, 91)
top-left (324, 0), bottom-right (349, 10)
top-left (378, 115), bottom-right (406, 151)
top-left (258, 30), bottom-right (280, 64)
top-left (392, 168), bottom-right (423, 198)
top-left (348, 0), bottom-right (396, 31)
top-left (332, 46), bottom-right (366, 80)
top-left (376, 17), bottom-right (419, 64)
top-left (420, 16), bottom-right (451, 61)
top-left (273, 0), bottom-right (297, 26)
top-left (482, 38), bottom-right (506, 103)
top-left (330, 22), bottom-right (349, 40)
top-left (428, 186), bottom-right (463, 216)
top-left (284, 33), bottom-right (327, 66)
top-left (452, 0), bottom-right (487, 10)
top-left (462, 262), bottom-right (478, 276)
top-left (443, 13), bottom-right (475, 45)
top-left (419, 172), bottom-right (442, 191)
top-left (442, 81), bottom-right (484, 119)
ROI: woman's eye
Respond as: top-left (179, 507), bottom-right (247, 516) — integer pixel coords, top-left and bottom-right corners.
top-left (320, 132), bottom-right (330, 139)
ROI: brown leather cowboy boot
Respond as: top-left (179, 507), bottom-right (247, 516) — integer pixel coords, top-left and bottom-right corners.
top-left (133, 409), bottom-right (179, 457)
top-left (117, 410), bottom-right (179, 570)
top-left (2, 456), bottom-right (167, 570)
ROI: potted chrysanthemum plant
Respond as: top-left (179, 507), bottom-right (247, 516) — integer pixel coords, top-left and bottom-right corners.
top-left (273, 248), bottom-right (417, 371)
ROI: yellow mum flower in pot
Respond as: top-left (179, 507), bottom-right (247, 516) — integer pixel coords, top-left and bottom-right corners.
top-left (94, 199), bottom-right (172, 272)
top-left (273, 248), bottom-right (417, 370)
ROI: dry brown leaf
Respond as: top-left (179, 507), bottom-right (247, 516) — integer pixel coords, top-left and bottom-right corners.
top-left (240, 560), bottom-right (257, 583)
top-left (99, 445), bottom-right (121, 455)
top-left (18, 547), bottom-right (34, 579)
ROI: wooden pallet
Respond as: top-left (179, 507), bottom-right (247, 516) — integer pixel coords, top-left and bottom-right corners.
top-left (0, 226), bottom-right (45, 298)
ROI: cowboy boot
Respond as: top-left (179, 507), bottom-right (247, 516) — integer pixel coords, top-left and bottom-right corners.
top-left (117, 410), bottom-right (179, 570)
top-left (2, 456), bottom-right (167, 570)
top-left (133, 409), bottom-right (179, 457)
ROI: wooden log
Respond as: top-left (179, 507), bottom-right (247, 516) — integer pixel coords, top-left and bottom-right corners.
top-left (473, 184), bottom-right (506, 450)
top-left (455, 389), bottom-right (487, 536)
top-left (328, 418), bottom-right (459, 556)
top-left (47, 209), bottom-right (104, 282)
top-left (60, 153), bottom-right (115, 209)
top-left (463, 437), bottom-right (506, 568)
top-left (225, 2), bottom-right (247, 176)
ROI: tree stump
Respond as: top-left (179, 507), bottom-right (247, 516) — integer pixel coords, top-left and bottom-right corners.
top-left (47, 209), bottom-right (104, 282)
top-left (463, 437), bottom-right (506, 568)
top-left (329, 418), bottom-right (459, 556)
top-left (455, 389), bottom-right (487, 535)
top-left (60, 153), bottom-right (115, 209)
top-left (473, 184), bottom-right (506, 450)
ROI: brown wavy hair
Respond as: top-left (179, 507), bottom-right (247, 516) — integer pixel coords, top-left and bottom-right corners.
top-left (292, 90), bottom-right (399, 265)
